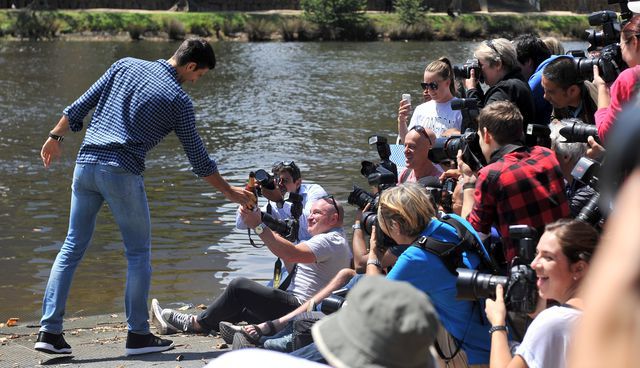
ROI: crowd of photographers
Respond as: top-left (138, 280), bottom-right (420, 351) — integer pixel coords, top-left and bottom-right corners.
top-left (148, 5), bottom-right (640, 368)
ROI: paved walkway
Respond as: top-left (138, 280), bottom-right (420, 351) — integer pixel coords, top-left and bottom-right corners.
top-left (0, 309), bottom-right (228, 367)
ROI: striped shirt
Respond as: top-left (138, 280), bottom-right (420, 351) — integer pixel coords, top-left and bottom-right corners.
top-left (64, 57), bottom-right (217, 176)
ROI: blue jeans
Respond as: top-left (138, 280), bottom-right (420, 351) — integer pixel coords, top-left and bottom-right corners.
top-left (40, 164), bottom-right (152, 334)
top-left (262, 322), bottom-right (294, 352)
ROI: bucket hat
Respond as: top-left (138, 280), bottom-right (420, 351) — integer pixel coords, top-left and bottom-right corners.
top-left (311, 276), bottom-right (439, 368)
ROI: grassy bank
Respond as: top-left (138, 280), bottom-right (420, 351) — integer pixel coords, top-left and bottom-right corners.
top-left (0, 9), bottom-right (589, 41)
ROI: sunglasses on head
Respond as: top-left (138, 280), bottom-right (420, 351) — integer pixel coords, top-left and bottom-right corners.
top-left (409, 126), bottom-right (433, 145)
top-left (420, 81), bottom-right (439, 91)
top-left (321, 195), bottom-right (339, 215)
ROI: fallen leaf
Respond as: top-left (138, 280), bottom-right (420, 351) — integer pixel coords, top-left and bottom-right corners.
top-left (216, 342), bottom-right (228, 349)
top-left (6, 318), bottom-right (19, 327)
top-left (110, 314), bottom-right (118, 318)
top-left (196, 304), bottom-right (207, 310)
top-left (176, 354), bottom-right (184, 361)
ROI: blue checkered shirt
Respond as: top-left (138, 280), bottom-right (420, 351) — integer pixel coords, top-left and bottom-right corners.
top-left (64, 57), bottom-right (217, 177)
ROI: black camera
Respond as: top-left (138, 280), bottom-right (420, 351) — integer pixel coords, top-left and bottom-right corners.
top-left (347, 185), bottom-right (377, 210)
top-left (453, 58), bottom-right (482, 81)
top-left (574, 43), bottom-right (627, 83)
top-left (420, 176), bottom-right (455, 213)
top-left (570, 8), bottom-right (629, 83)
top-left (451, 98), bottom-right (480, 132)
top-left (320, 288), bottom-right (349, 314)
top-left (254, 169), bottom-right (277, 191)
top-left (571, 157), bottom-right (603, 226)
top-left (559, 118), bottom-right (601, 144)
top-left (260, 191), bottom-right (305, 243)
top-left (364, 135), bottom-right (398, 181)
top-left (429, 129), bottom-right (486, 172)
top-left (456, 225), bottom-right (539, 315)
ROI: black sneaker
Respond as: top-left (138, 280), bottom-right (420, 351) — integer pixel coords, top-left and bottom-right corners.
top-left (125, 332), bottom-right (174, 356)
top-left (34, 331), bottom-right (72, 354)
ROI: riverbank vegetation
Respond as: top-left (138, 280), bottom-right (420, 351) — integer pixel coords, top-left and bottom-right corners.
top-left (0, 7), bottom-right (589, 42)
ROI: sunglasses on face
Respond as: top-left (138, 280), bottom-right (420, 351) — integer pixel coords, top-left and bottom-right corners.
top-left (420, 81), bottom-right (439, 91)
top-left (409, 126), bottom-right (433, 145)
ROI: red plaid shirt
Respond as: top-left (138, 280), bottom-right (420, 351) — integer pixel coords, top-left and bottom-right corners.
top-left (467, 145), bottom-right (569, 262)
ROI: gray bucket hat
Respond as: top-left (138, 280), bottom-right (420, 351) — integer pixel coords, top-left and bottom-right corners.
top-left (311, 276), bottom-right (439, 368)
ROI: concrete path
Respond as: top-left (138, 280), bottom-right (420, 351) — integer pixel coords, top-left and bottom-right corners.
top-left (0, 310), bottom-right (229, 367)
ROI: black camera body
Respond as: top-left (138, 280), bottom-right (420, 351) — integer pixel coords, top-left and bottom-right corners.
top-left (254, 169), bottom-right (277, 191)
top-left (429, 129), bottom-right (486, 172)
top-left (456, 225), bottom-right (539, 315)
top-left (559, 118), bottom-right (601, 144)
top-left (451, 97), bottom-right (480, 132)
top-left (571, 8), bottom-right (629, 83)
top-left (571, 157), bottom-right (603, 226)
top-left (320, 288), bottom-right (349, 314)
top-left (261, 191), bottom-right (305, 243)
top-left (453, 58), bottom-right (482, 80)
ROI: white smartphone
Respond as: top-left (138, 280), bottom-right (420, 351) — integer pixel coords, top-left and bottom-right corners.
top-left (401, 93), bottom-right (411, 105)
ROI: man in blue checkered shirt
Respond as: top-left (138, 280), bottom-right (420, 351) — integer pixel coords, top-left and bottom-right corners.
top-left (36, 38), bottom-right (254, 357)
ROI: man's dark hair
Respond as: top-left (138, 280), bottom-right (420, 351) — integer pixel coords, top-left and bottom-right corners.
top-left (542, 56), bottom-right (581, 90)
top-left (513, 34), bottom-right (551, 69)
top-left (272, 161), bottom-right (301, 182)
top-left (172, 38), bottom-right (216, 70)
top-left (478, 101), bottom-right (524, 145)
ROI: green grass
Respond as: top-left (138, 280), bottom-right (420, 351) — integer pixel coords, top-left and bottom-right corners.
top-left (0, 9), bottom-right (590, 41)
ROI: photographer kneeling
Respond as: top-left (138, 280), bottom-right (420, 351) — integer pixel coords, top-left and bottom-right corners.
top-left (367, 183), bottom-right (491, 367)
top-left (485, 219), bottom-right (599, 368)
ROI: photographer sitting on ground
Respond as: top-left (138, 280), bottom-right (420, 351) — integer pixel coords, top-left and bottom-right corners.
top-left (398, 57), bottom-right (462, 142)
top-left (464, 38), bottom-right (535, 141)
top-left (549, 124), bottom-right (597, 218)
top-left (460, 101), bottom-right (569, 263)
top-left (594, 14), bottom-right (640, 142)
top-left (542, 57), bottom-right (598, 125)
top-left (153, 196), bottom-right (351, 336)
top-left (236, 161), bottom-right (327, 243)
top-left (485, 219), bottom-right (599, 368)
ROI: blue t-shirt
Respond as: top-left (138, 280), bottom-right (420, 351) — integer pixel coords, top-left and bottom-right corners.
top-left (529, 55), bottom-right (571, 125)
top-left (386, 215), bottom-right (491, 364)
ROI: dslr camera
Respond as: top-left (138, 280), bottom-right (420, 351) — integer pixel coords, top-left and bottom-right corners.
top-left (571, 8), bottom-right (630, 83)
top-left (456, 225), bottom-right (539, 315)
top-left (453, 59), bottom-right (482, 81)
top-left (571, 157), bottom-right (603, 227)
top-left (558, 118), bottom-right (601, 144)
top-left (429, 128), bottom-right (486, 172)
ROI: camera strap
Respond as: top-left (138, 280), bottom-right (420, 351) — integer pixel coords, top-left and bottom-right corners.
top-left (273, 260), bottom-right (297, 291)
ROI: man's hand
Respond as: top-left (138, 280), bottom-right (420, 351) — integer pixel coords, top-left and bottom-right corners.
top-left (41, 138), bottom-right (62, 168)
top-left (239, 205), bottom-right (262, 228)
top-left (586, 136), bottom-right (605, 161)
top-left (260, 185), bottom-right (284, 203)
top-left (457, 150), bottom-right (477, 183)
top-left (222, 186), bottom-right (256, 207)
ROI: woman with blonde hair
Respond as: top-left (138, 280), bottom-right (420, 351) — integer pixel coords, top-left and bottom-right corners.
top-left (366, 183), bottom-right (492, 367)
top-left (398, 57), bottom-right (463, 142)
top-left (463, 38), bottom-right (535, 137)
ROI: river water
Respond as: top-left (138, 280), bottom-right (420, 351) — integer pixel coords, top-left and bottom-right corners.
top-left (0, 39), bottom-right (586, 322)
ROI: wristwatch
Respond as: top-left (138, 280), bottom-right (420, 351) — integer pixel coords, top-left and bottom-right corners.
top-left (253, 224), bottom-right (264, 235)
top-left (367, 258), bottom-right (382, 268)
top-left (352, 223), bottom-right (361, 230)
top-left (48, 132), bottom-right (64, 142)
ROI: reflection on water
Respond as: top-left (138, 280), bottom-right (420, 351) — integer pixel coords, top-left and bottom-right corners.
top-left (0, 40), bottom-right (587, 321)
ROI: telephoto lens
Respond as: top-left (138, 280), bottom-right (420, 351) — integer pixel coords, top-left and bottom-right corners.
top-left (455, 268), bottom-right (508, 300)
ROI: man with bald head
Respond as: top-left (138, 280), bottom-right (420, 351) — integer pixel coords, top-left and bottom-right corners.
top-left (398, 126), bottom-right (443, 185)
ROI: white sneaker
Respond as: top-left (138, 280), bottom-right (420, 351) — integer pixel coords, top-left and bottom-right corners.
top-left (150, 299), bottom-right (177, 335)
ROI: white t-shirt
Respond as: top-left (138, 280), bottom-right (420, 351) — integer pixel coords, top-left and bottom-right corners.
top-left (408, 99), bottom-right (463, 137)
top-left (515, 306), bottom-right (582, 368)
top-left (235, 183), bottom-right (327, 242)
top-left (288, 229), bottom-right (352, 303)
